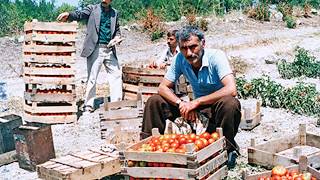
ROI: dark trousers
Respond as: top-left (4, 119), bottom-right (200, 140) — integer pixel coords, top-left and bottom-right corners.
top-left (141, 94), bottom-right (241, 153)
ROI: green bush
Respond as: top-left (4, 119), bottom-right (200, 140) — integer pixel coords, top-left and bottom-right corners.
top-left (277, 47), bottom-right (320, 79)
top-left (285, 16), bottom-right (296, 28)
top-left (236, 76), bottom-right (320, 116)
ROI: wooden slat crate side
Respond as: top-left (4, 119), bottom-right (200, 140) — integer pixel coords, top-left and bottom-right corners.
top-left (100, 109), bottom-right (143, 120)
top-left (24, 21), bottom-right (78, 32)
top-left (123, 83), bottom-right (159, 94)
top-left (23, 44), bottom-right (76, 53)
top-left (123, 166), bottom-right (192, 179)
top-left (254, 135), bottom-right (300, 153)
top-left (122, 66), bottom-right (166, 76)
top-left (23, 54), bottom-right (76, 64)
top-left (195, 137), bottom-right (225, 163)
top-left (24, 67), bottom-right (75, 76)
top-left (207, 165), bottom-right (228, 180)
top-left (24, 113), bottom-right (77, 124)
top-left (248, 147), bottom-right (296, 168)
top-left (307, 132), bottom-right (320, 149)
top-left (24, 76), bottom-right (75, 85)
top-left (308, 152), bottom-right (320, 169)
top-left (196, 151), bottom-right (228, 179)
top-left (104, 100), bottom-right (141, 110)
top-left (123, 74), bottom-right (163, 84)
top-left (25, 33), bottom-right (76, 43)
top-left (24, 102), bottom-right (77, 113)
top-left (24, 91), bottom-right (76, 103)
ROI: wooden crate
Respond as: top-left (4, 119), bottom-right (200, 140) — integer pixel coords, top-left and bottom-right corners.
top-left (100, 96), bottom-right (143, 147)
top-left (24, 101), bottom-right (77, 124)
top-left (122, 65), bottom-right (165, 102)
top-left (23, 20), bottom-right (78, 124)
top-left (121, 128), bottom-right (228, 180)
top-left (248, 124), bottom-right (320, 169)
top-left (37, 148), bottom-right (121, 180)
top-left (239, 101), bottom-right (262, 130)
top-left (243, 155), bottom-right (320, 179)
top-left (14, 125), bottom-right (55, 171)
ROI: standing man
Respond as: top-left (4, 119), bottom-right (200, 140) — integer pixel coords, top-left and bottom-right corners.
top-left (149, 30), bottom-right (179, 69)
top-left (57, 0), bottom-right (122, 113)
top-left (142, 26), bottom-right (241, 168)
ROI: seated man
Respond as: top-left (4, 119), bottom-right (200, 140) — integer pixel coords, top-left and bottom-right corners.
top-left (149, 29), bottom-right (179, 69)
top-left (141, 26), bottom-right (241, 168)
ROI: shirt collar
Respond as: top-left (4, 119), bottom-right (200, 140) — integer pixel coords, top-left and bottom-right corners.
top-left (199, 49), bottom-right (209, 70)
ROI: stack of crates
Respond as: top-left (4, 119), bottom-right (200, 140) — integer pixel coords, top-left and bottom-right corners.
top-left (23, 20), bottom-right (77, 124)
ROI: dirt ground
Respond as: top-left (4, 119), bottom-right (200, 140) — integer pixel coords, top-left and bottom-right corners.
top-left (0, 11), bottom-right (320, 180)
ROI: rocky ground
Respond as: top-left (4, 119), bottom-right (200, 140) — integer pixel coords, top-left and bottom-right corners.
top-left (0, 10), bottom-right (319, 180)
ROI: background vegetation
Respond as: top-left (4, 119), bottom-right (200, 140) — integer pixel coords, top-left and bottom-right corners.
top-left (1, 0), bottom-right (319, 37)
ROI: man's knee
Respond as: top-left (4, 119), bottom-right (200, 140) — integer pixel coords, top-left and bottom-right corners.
top-left (218, 95), bottom-right (241, 110)
top-left (145, 94), bottom-right (164, 105)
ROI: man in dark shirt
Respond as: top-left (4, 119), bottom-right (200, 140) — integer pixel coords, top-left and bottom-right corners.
top-left (57, 0), bottom-right (122, 113)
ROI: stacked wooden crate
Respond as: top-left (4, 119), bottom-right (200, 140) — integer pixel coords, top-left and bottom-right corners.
top-left (122, 65), bottom-right (165, 102)
top-left (239, 101), bottom-right (262, 130)
top-left (120, 128), bottom-right (228, 180)
top-left (23, 20), bottom-right (77, 124)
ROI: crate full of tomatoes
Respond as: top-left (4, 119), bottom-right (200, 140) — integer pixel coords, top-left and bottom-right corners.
top-left (120, 128), bottom-right (228, 180)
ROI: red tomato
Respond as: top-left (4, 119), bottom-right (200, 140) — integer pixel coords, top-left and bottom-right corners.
top-left (208, 138), bottom-right (215, 144)
top-left (201, 138), bottom-right (209, 147)
top-left (171, 134), bottom-right (177, 139)
top-left (175, 148), bottom-right (186, 153)
top-left (195, 139), bottom-right (205, 150)
top-left (166, 148), bottom-right (176, 153)
top-left (211, 132), bottom-right (220, 140)
top-left (170, 142), bottom-right (180, 149)
top-left (187, 139), bottom-right (194, 143)
top-left (189, 133), bottom-right (197, 141)
top-left (257, 177), bottom-right (266, 180)
top-left (178, 137), bottom-right (187, 144)
top-left (272, 166), bottom-right (287, 177)
top-left (271, 175), bottom-right (281, 180)
top-left (200, 132), bottom-right (211, 140)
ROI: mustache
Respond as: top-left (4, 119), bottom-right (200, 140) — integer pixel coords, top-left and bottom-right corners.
top-left (186, 54), bottom-right (198, 60)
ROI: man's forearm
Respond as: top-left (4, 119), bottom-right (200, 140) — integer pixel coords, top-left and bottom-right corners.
top-left (158, 84), bottom-right (180, 106)
top-left (196, 86), bottom-right (237, 106)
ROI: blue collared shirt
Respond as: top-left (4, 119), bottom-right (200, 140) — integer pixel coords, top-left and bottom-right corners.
top-left (164, 49), bottom-right (233, 99)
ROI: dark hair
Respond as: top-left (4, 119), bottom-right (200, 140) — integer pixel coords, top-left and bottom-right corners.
top-left (167, 29), bottom-right (178, 37)
top-left (176, 26), bottom-right (204, 42)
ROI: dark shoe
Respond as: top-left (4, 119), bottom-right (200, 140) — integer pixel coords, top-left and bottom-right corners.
top-left (227, 151), bottom-right (238, 169)
top-left (83, 105), bottom-right (94, 114)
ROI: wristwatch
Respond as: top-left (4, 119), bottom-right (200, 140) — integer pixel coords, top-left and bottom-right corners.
top-left (175, 99), bottom-right (182, 107)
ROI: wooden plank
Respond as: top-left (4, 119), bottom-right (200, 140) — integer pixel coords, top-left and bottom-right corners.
top-left (24, 67), bottom-right (75, 76)
top-left (23, 54), bottom-right (75, 64)
top-left (124, 151), bottom-right (188, 165)
top-left (123, 74), bottom-right (163, 84)
top-left (308, 151), bottom-right (320, 169)
top-left (104, 100), bottom-right (140, 110)
top-left (24, 91), bottom-right (75, 102)
top-left (123, 66), bottom-right (165, 76)
top-left (25, 33), bottom-right (76, 43)
top-left (23, 44), bottom-right (76, 53)
top-left (0, 150), bottom-right (17, 166)
top-left (100, 109), bottom-right (142, 120)
top-left (248, 147), bottom-right (296, 168)
top-left (197, 151), bottom-right (227, 179)
top-left (24, 76), bottom-right (75, 85)
top-left (24, 113), bottom-right (77, 124)
top-left (24, 21), bottom-right (77, 32)
top-left (207, 165), bottom-right (228, 180)
top-left (275, 145), bottom-right (320, 162)
top-left (123, 83), bottom-right (158, 94)
top-left (195, 137), bottom-right (225, 163)
top-left (254, 135), bottom-right (300, 153)
top-left (306, 132), bottom-right (320, 148)
top-left (123, 166), bottom-right (192, 179)
top-left (24, 103), bottom-right (77, 113)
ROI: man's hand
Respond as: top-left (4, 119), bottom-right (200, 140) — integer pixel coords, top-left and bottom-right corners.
top-left (57, 12), bottom-right (69, 22)
top-left (179, 100), bottom-right (200, 121)
top-left (107, 36), bottom-right (124, 48)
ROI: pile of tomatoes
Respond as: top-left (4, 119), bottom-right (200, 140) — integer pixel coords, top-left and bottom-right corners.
top-left (136, 132), bottom-right (220, 153)
top-left (258, 165), bottom-right (317, 180)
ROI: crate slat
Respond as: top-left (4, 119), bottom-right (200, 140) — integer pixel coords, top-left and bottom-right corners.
top-left (24, 67), bottom-right (75, 76)
top-left (123, 83), bottom-right (159, 94)
top-left (24, 76), bottom-right (75, 85)
top-left (23, 44), bottom-right (75, 53)
top-left (24, 103), bottom-right (77, 113)
top-left (24, 113), bottom-right (77, 124)
top-left (24, 91), bottom-right (75, 102)
top-left (196, 137), bottom-right (225, 163)
top-left (206, 165), bottom-right (228, 180)
top-left (24, 21), bottom-right (77, 32)
top-left (23, 54), bottom-right (75, 64)
top-left (25, 33), bottom-right (76, 43)
top-left (123, 66), bottom-right (166, 76)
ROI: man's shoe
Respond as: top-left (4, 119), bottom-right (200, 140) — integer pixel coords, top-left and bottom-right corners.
top-left (227, 151), bottom-right (238, 169)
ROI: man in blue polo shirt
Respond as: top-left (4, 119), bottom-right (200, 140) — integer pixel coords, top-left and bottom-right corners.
top-left (141, 26), bottom-right (241, 168)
